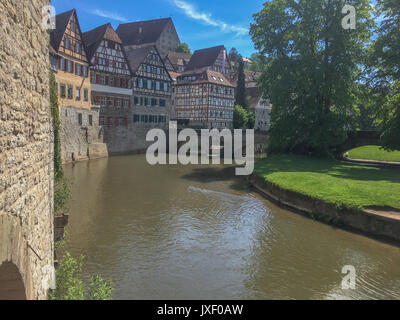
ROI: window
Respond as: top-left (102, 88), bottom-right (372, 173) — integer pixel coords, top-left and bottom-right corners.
top-left (151, 98), bottom-right (157, 106)
top-left (124, 99), bottom-right (129, 108)
top-left (146, 65), bottom-right (151, 73)
top-left (75, 42), bottom-right (80, 54)
top-left (76, 87), bottom-right (81, 100)
top-left (60, 58), bottom-right (65, 71)
top-left (159, 99), bottom-right (166, 107)
top-left (78, 113), bottom-right (82, 125)
top-left (134, 96), bottom-right (139, 105)
top-left (133, 115), bottom-right (140, 123)
top-left (68, 85), bottom-right (73, 99)
top-left (83, 66), bottom-right (88, 78)
top-left (156, 81), bottom-right (160, 91)
top-left (164, 83), bottom-right (169, 92)
top-left (147, 80), bottom-right (152, 90)
top-left (100, 96), bottom-right (106, 107)
top-left (75, 64), bottom-right (81, 76)
top-left (119, 117), bottom-right (124, 126)
top-left (89, 115), bottom-right (93, 126)
top-left (117, 99), bottom-right (121, 108)
top-left (60, 84), bottom-right (66, 97)
top-left (101, 75), bottom-right (106, 85)
top-left (67, 60), bottom-right (73, 73)
top-left (100, 117), bottom-right (105, 125)
top-left (64, 37), bottom-right (70, 50)
top-left (84, 89), bottom-right (88, 101)
top-left (144, 98), bottom-right (149, 106)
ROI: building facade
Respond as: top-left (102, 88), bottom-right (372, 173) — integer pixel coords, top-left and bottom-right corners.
top-left (116, 18), bottom-right (180, 59)
top-left (83, 23), bottom-right (133, 131)
top-left (247, 87), bottom-right (271, 132)
top-left (51, 9), bottom-right (107, 163)
top-left (127, 45), bottom-right (173, 129)
top-left (174, 70), bottom-right (235, 129)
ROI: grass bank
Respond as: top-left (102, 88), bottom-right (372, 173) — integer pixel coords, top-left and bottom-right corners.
top-left (254, 154), bottom-right (400, 211)
top-left (347, 145), bottom-right (400, 163)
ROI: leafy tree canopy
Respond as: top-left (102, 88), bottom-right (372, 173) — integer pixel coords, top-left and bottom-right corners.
top-left (250, 0), bottom-right (373, 155)
top-left (176, 43), bottom-right (191, 54)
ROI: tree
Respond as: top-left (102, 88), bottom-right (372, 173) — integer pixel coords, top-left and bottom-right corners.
top-left (176, 43), bottom-right (191, 54)
top-left (228, 48), bottom-right (242, 72)
top-left (233, 105), bottom-right (248, 129)
top-left (371, 0), bottom-right (400, 150)
top-left (250, 0), bottom-right (373, 155)
top-left (249, 53), bottom-right (265, 73)
top-left (235, 59), bottom-right (248, 110)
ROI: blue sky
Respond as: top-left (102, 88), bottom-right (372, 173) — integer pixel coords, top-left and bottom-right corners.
top-left (51, 0), bottom-right (264, 58)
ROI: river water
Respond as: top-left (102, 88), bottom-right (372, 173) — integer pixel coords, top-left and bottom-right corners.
top-left (63, 155), bottom-right (400, 300)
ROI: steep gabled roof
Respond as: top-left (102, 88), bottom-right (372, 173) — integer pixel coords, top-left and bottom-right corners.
top-left (50, 9), bottom-right (75, 51)
top-left (185, 45), bottom-right (226, 71)
top-left (83, 23), bottom-right (123, 61)
top-left (125, 45), bottom-right (172, 81)
top-left (167, 51), bottom-right (192, 67)
top-left (177, 69), bottom-right (235, 87)
top-left (116, 18), bottom-right (174, 46)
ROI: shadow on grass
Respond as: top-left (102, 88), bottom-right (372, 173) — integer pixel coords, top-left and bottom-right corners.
top-left (255, 154), bottom-right (400, 184)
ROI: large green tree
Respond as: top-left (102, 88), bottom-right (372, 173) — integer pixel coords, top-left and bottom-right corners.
top-left (372, 0), bottom-right (400, 150)
top-left (250, 0), bottom-right (373, 155)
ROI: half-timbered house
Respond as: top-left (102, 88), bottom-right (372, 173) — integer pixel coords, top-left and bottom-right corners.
top-left (126, 45), bottom-right (173, 129)
top-left (50, 9), bottom-right (107, 163)
top-left (174, 69), bottom-right (235, 129)
top-left (83, 23), bottom-right (133, 128)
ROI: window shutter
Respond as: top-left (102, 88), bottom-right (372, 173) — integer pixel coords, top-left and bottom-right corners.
top-left (96, 75), bottom-right (100, 84)
top-left (105, 76), bottom-right (109, 86)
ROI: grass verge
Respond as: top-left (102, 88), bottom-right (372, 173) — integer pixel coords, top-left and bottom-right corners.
top-left (254, 154), bottom-right (400, 211)
top-left (347, 145), bottom-right (400, 163)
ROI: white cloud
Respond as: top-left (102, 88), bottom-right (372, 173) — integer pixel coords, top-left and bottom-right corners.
top-left (91, 9), bottom-right (128, 22)
top-left (172, 0), bottom-right (248, 36)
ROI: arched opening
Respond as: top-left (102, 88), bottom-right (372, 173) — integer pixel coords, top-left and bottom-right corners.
top-left (0, 262), bottom-right (26, 300)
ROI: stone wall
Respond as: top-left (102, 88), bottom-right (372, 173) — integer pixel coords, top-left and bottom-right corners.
top-left (0, 0), bottom-right (54, 299)
top-left (103, 124), bottom-right (164, 155)
top-left (60, 106), bottom-right (108, 163)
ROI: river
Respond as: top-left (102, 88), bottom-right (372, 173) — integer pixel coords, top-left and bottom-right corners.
top-left (63, 154), bottom-right (400, 300)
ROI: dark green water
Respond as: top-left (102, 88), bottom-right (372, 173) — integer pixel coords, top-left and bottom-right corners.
top-left (64, 155), bottom-right (400, 300)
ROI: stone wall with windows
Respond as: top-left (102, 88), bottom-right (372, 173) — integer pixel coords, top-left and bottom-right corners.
top-left (0, 0), bottom-right (54, 300)
top-left (60, 106), bottom-right (108, 163)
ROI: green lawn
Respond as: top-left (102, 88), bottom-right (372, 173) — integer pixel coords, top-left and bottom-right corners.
top-left (347, 145), bottom-right (400, 163)
top-left (254, 154), bottom-right (400, 210)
